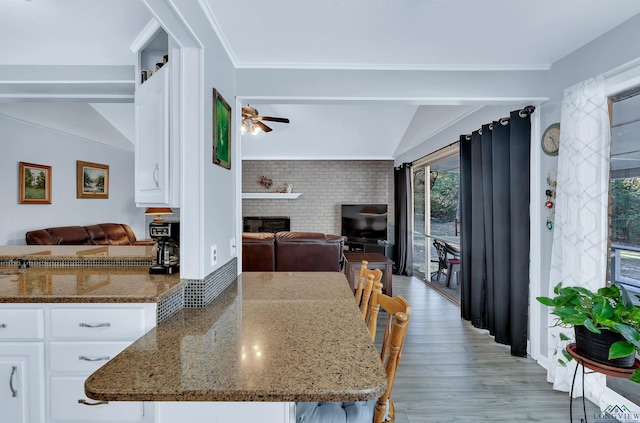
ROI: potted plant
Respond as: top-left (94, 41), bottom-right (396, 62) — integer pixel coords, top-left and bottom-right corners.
top-left (537, 282), bottom-right (640, 383)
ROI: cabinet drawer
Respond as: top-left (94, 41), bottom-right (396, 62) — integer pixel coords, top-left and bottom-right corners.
top-left (49, 341), bottom-right (131, 373)
top-left (50, 377), bottom-right (144, 422)
top-left (50, 308), bottom-right (147, 339)
top-left (0, 309), bottom-right (44, 340)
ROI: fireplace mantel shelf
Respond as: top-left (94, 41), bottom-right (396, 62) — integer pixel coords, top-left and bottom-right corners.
top-left (242, 193), bottom-right (302, 199)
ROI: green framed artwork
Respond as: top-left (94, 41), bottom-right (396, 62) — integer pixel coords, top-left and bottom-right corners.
top-left (212, 88), bottom-right (232, 169)
top-left (19, 161), bottom-right (52, 204)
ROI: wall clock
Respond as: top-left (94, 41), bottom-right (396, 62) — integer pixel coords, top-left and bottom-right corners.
top-left (541, 123), bottom-right (560, 156)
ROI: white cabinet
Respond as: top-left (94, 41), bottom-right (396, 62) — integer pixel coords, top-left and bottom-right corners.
top-left (0, 303), bottom-right (156, 423)
top-left (47, 304), bottom-right (156, 423)
top-left (134, 27), bottom-right (180, 208)
top-left (135, 65), bottom-right (170, 205)
top-left (0, 307), bottom-right (45, 423)
top-left (0, 343), bottom-right (45, 423)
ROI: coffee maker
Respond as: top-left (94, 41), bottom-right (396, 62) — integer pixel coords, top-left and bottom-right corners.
top-left (149, 220), bottom-right (180, 274)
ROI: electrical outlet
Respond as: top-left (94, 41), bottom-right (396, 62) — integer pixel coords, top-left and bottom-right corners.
top-left (230, 237), bottom-right (236, 256)
top-left (211, 245), bottom-right (217, 266)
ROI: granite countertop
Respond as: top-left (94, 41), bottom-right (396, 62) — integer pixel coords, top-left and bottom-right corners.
top-left (85, 272), bottom-right (387, 402)
top-left (0, 265), bottom-right (182, 303)
top-left (0, 245), bottom-right (153, 262)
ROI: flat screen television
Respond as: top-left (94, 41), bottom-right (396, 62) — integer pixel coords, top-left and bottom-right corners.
top-left (341, 204), bottom-right (388, 243)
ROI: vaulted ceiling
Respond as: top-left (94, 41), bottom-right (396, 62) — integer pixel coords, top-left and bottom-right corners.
top-left (2, 0), bottom-right (640, 159)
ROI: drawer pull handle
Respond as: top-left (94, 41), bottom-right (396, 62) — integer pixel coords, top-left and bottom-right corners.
top-left (9, 366), bottom-right (17, 397)
top-left (79, 355), bottom-right (110, 362)
top-left (153, 163), bottom-right (160, 188)
top-left (78, 399), bottom-right (109, 406)
top-left (79, 323), bottom-right (111, 328)
top-left (0, 323), bottom-right (7, 329)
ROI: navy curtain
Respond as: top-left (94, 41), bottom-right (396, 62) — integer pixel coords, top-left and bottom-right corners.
top-left (459, 107), bottom-right (533, 357)
top-left (394, 163), bottom-right (413, 276)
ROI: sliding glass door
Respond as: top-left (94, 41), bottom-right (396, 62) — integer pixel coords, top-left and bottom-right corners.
top-left (411, 155), bottom-right (460, 279)
top-left (412, 167), bottom-right (427, 277)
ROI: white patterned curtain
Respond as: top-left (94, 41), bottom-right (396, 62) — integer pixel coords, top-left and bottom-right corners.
top-left (546, 76), bottom-right (611, 401)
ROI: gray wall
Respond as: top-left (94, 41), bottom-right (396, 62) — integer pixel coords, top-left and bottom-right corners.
top-left (242, 160), bottom-right (394, 241)
top-left (1, 116), bottom-right (144, 245)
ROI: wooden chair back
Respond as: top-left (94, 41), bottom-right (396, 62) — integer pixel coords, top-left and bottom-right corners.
top-left (359, 269), bottom-right (383, 320)
top-left (354, 260), bottom-right (369, 305)
top-left (367, 281), bottom-right (411, 423)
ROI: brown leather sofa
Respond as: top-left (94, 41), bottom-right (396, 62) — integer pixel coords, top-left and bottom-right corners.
top-left (242, 231), bottom-right (345, 272)
top-left (25, 223), bottom-right (152, 246)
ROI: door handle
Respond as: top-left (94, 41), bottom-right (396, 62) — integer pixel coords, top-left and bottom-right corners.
top-left (153, 163), bottom-right (159, 188)
top-left (9, 366), bottom-right (17, 398)
top-left (78, 399), bottom-right (109, 406)
top-left (79, 322), bottom-right (111, 328)
top-left (79, 355), bottom-right (110, 362)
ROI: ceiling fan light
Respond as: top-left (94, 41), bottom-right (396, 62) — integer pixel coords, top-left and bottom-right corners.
top-left (251, 126), bottom-right (260, 135)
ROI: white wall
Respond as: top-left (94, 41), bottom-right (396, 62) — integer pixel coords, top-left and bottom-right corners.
top-left (0, 116), bottom-right (143, 245)
top-left (146, 0), bottom-right (237, 279)
top-left (532, 13), bottom-right (640, 363)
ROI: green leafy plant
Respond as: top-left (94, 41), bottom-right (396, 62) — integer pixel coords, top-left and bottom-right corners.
top-left (537, 282), bottom-right (640, 383)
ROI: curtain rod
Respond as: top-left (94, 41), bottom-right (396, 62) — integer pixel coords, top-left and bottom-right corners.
top-left (463, 105), bottom-right (536, 139)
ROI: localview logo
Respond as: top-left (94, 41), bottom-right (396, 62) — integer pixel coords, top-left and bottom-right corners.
top-left (594, 404), bottom-right (640, 423)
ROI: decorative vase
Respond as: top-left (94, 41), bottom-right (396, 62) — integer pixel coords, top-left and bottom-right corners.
top-left (574, 325), bottom-right (636, 368)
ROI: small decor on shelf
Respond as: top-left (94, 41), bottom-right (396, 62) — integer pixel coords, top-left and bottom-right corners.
top-left (537, 282), bottom-right (640, 382)
top-left (275, 183), bottom-right (293, 193)
top-left (140, 55), bottom-right (168, 85)
top-left (259, 176), bottom-right (273, 189)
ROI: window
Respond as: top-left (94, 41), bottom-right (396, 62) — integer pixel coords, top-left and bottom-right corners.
top-left (609, 92), bottom-right (640, 291)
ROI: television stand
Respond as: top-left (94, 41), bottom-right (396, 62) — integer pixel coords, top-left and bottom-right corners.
top-left (346, 240), bottom-right (394, 260)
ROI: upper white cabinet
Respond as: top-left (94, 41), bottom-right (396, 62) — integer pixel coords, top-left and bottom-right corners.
top-left (133, 23), bottom-right (180, 207)
top-left (135, 65), bottom-right (170, 205)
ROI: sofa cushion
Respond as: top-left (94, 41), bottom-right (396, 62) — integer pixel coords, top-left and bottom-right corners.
top-left (275, 232), bottom-right (344, 272)
top-left (98, 223), bottom-right (136, 245)
top-left (25, 229), bottom-right (57, 245)
top-left (242, 232), bottom-right (276, 271)
top-left (47, 226), bottom-right (92, 245)
top-left (85, 225), bottom-right (109, 245)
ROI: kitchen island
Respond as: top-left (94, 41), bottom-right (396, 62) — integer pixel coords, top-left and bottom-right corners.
top-left (84, 272), bottom-right (387, 422)
top-left (0, 246), bottom-right (182, 423)
top-left (0, 247), bottom-right (386, 423)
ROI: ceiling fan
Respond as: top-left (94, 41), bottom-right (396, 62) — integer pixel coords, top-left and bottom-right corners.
top-left (241, 105), bottom-right (290, 134)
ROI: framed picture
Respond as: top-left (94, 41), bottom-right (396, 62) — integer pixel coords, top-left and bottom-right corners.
top-left (77, 160), bottom-right (109, 199)
top-left (19, 162), bottom-right (52, 204)
top-left (212, 88), bottom-right (232, 169)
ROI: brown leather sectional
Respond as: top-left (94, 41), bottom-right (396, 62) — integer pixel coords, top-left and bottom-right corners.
top-left (242, 231), bottom-right (345, 272)
top-left (25, 223), bottom-right (152, 246)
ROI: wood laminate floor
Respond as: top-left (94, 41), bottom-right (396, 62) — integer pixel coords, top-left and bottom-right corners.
top-left (388, 275), bottom-right (600, 423)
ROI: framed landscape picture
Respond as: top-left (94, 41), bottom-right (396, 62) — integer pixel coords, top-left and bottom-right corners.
top-left (19, 162), bottom-right (52, 204)
top-left (77, 160), bottom-right (109, 199)
top-left (212, 88), bottom-right (232, 169)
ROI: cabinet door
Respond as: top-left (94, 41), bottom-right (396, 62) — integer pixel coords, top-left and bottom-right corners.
top-left (135, 65), bottom-right (170, 205)
top-left (0, 343), bottom-right (45, 423)
top-left (50, 377), bottom-right (144, 422)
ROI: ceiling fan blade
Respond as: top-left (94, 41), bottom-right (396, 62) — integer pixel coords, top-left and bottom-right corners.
top-left (260, 116), bottom-right (290, 124)
top-left (256, 121), bottom-right (273, 132)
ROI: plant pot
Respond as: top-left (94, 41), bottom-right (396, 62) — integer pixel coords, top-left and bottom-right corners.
top-left (575, 325), bottom-right (636, 368)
